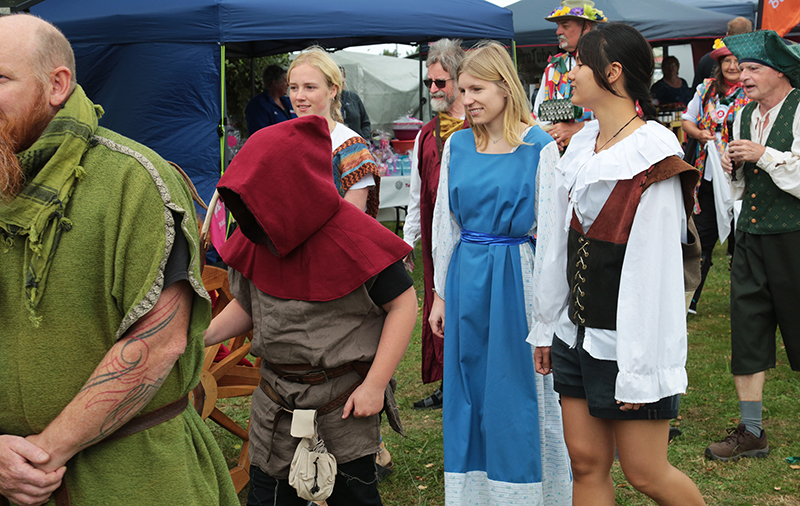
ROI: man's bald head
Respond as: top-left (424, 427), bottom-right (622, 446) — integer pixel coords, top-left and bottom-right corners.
top-left (0, 14), bottom-right (76, 91)
top-left (0, 15), bottom-right (77, 199)
top-left (727, 17), bottom-right (753, 36)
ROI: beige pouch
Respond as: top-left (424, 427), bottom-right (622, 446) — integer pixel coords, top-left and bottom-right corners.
top-left (288, 410), bottom-right (337, 501)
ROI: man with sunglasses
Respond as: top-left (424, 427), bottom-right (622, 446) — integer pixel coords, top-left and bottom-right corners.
top-left (533, 0), bottom-right (606, 150)
top-left (403, 38), bottom-right (466, 411)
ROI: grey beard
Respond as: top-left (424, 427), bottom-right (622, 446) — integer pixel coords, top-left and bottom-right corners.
top-left (430, 94), bottom-right (455, 113)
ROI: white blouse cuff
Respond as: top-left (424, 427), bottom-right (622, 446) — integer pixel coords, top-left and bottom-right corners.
top-left (614, 367), bottom-right (687, 404)
top-left (527, 320), bottom-right (556, 347)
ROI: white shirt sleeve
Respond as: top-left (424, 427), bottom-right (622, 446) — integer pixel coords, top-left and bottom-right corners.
top-left (528, 142), bottom-right (571, 347)
top-left (728, 112), bottom-right (746, 200)
top-left (758, 103), bottom-right (800, 199)
top-left (348, 172), bottom-right (375, 190)
top-left (681, 84), bottom-right (702, 122)
top-left (431, 137), bottom-right (461, 300)
top-left (402, 130), bottom-right (423, 248)
top-left (614, 177), bottom-right (689, 404)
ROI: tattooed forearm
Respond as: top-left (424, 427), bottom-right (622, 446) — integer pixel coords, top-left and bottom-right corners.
top-left (83, 377), bottom-right (166, 447)
top-left (24, 283), bottom-right (192, 473)
top-left (78, 310), bottom-right (177, 392)
top-left (77, 289), bottom-right (184, 445)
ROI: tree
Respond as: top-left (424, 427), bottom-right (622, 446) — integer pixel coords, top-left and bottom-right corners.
top-left (225, 54), bottom-right (290, 138)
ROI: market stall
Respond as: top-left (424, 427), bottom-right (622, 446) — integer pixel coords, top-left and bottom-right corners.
top-left (32, 0), bottom-right (514, 205)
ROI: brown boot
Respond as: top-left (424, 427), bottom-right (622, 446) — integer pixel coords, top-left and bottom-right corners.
top-left (705, 423), bottom-right (769, 462)
top-left (375, 440), bottom-right (394, 482)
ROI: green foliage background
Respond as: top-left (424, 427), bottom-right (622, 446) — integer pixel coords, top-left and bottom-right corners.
top-left (225, 54), bottom-right (290, 138)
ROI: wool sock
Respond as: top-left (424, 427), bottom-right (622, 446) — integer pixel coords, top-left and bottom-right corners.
top-left (739, 400), bottom-right (763, 437)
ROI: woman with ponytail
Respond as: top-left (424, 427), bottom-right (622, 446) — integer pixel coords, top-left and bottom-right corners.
top-left (288, 47), bottom-right (381, 217)
top-left (532, 24), bottom-right (706, 505)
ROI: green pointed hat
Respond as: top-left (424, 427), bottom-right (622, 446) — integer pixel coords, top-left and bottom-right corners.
top-left (724, 30), bottom-right (800, 88)
top-left (545, 0), bottom-right (608, 23)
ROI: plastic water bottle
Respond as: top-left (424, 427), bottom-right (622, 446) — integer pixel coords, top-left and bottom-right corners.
top-left (397, 155), bottom-right (410, 176)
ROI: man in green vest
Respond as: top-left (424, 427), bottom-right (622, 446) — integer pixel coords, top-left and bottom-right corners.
top-left (0, 14), bottom-right (238, 505)
top-left (706, 30), bottom-right (800, 462)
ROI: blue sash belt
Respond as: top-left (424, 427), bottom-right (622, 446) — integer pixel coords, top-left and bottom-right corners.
top-left (460, 228), bottom-right (535, 247)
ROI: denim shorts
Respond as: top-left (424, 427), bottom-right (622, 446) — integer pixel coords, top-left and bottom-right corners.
top-left (551, 329), bottom-right (680, 420)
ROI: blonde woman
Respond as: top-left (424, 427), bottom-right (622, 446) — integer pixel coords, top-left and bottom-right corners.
top-left (288, 47), bottom-right (381, 217)
top-left (428, 41), bottom-right (572, 505)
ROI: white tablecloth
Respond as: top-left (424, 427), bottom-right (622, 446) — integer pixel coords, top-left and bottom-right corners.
top-left (377, 175), bottom-right (410, 224)
top-left (379, 175), bottom-right (411, 208)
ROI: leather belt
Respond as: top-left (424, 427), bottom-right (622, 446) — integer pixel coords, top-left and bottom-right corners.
top-left (259, 362), bottom-right (372, 462)
top-left (103, 394), bottom-right (189, 444)
top-left (266, 361), bottom-right (371, 385)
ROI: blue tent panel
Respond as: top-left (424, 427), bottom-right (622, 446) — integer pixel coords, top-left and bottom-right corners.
top-left (507, 0), bottom-right (734, 46)
top-left (668, 0), bottom-right (757, 21)
top-left (34, 0), bottom-right (514, 56)
top-left (73, 42), bottom-right (221, 203)
top-left (32, 0), bottom-right (514, 207)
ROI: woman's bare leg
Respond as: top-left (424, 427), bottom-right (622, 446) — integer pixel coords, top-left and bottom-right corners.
top-left (561, 396), bottom-right (616, 506)
top-left (615, 419), bottom-right (705, 506)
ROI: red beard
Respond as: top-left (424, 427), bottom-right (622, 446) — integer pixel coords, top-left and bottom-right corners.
top-left (0, 117), bottom-right (25, 202)
top-left (0, 87), bottom-right (53, 201)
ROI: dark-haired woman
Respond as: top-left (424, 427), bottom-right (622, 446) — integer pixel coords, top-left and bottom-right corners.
top-left (532, 24), bottom-right (706, 505)
top-left (681, 40), bottom-right (750, 314)
top-left (650, 56), bottom-right (693, 107)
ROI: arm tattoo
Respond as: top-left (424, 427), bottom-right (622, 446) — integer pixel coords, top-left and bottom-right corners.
top-left (79, 289), bottom-right (184, 446)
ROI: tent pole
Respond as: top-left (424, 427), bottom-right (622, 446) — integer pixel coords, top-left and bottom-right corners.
top-left (756, 0), bottom-right (763, 30)
top-left (220, 43), bottom-right (233, 240)
top-left (220, 43), bottom-right (226, 179)
top-left (250, 58), bottom-right (256, 99)
top-left (512, 40), bottom-right (518, 70)
top-left (419, 44), bottom-right (424, 122)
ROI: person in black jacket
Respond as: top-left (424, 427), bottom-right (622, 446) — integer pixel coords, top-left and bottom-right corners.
top-left (339, 66), bottom-right (372, 140)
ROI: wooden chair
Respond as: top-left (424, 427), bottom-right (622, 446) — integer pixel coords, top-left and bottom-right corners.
top-left (192, 265), bottom-right (260, 494)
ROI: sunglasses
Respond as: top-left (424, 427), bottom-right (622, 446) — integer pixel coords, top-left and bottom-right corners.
top-left (423, 78), bottom-right (453, 89)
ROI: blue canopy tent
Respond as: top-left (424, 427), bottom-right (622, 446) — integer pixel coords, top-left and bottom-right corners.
top-left (32, 0), bottom-right (514, 204)
top-left (668, 0), bottom-right (757, 20)
top-left (507, 0), bottom-right (734, 47)
top-left (669, 0), bottom-right (800, 36)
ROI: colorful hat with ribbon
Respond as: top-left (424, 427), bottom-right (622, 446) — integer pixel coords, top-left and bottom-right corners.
top-left (724, 30), bottom-right (800, 87)
top-left (710, 38), bottom-right (733, 61)
top-left (545, 0), bottom-right (607, 23)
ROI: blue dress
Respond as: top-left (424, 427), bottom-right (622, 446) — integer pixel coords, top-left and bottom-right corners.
top-left (437, 127), bottom-right (571, 505)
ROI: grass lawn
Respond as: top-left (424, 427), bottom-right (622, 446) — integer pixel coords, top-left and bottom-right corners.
top-left (207, 239), bottom-right (800, 505)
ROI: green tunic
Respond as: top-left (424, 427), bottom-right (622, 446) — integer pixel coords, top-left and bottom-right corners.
top-left (0, 88), bottom-right (238, 505)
